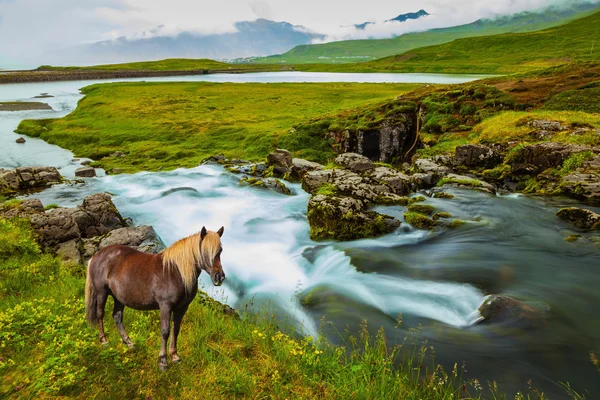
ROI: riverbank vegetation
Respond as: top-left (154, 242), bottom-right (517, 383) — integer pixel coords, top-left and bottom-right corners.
top-left (15, 82), bottom-right (418, 173)
top-left (0, 214), bottom-right (558, 399)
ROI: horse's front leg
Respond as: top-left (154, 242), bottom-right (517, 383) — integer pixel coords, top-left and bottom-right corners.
top-left (158, 305), bottom-right (172, 371)
top-left (169, 306), bottom-right (188, 363)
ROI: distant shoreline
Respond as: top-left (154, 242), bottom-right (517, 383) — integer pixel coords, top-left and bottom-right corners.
top-left (0, 68), bottom-right (274, 84)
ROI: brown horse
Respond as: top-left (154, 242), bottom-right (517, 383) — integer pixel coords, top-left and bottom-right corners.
top-left (85, 226), bottom-right (225, 370)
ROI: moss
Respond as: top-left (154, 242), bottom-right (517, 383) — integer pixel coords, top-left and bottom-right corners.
top-left (450, 219), bottom-right (467, 229)
top-left (407, 204), bottom-right (435, 215)
top-left (404, 212), bottom-right (436, 230)
top-left (433, 212), bottom-right (452, 220)
top-left (315, 183), bottom-right (337, 196)
top-left (407, 196), bottom-right (426, 205)
top-left (375, 194), bottom-right (410, 206)
top-left (482, 165), bottom-right (511, 181)
top-left (239, 177), bottom-right (266, 188)
top-left (437, 177), bottom-right (483, 188)
top-left (0, 199), bottom-right (24, 210)
top-left (44, 204), bottom-right (60, 211)
top-left (565, 234), bottom-right (581, 242)
top-left (557, 151), bottom-right (595, 176)
top-left (432, 192), bottom-right (454, 199)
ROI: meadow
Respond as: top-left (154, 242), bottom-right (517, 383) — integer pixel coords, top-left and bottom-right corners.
top-left (16, 82), bottom-right (419, 173)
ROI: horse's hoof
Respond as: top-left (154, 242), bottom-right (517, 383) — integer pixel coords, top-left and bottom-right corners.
top-left (158, 363), bottom-right (168, 371)
top-left (171, 355), bottom-right (181, 363)
top-left (126, 342), bottom-right (136, 350)
top-left (100, 339), bottom-right (109, 346)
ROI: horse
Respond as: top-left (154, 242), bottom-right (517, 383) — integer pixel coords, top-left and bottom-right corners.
top-left (85, 226), bottom-right (225, 370)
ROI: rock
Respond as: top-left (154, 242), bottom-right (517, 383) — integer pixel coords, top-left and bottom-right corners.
top-left (272, 166), bottom-right (288, 176)
top-left (292, 158), bottom-right (323, 171)
top-left (560, 155), bottom-right (600, 204)
top-left (334, 153), bottom-right (374, 173)
top-left (368, 166), bottom-right (411, 195)
top-left (507, 142), bottom-right (589, 175)
top-left (112, 168), bottom-right (123, 174)
top-left (410, 173), bottom-right (437, 190)
top-left (307, 195), bottom-right (400, 241)
top-left (99, 226), bottom-right (165, 254)
top-left (0, 198), bottom-right (45, 219)
top-left (81, 160), bottom-right (92, 166)
top-left (56, 239), bottom-right (82, 265)
top-left (240, 177), bottom-right (291, 195)
top-left (404, 212), bottom-right (437, 230)
top-left (267, 149), bottom-right (293, 168)
top-left (477, 295), bottom-right (543, 327)
top-left (556, 207), bottom-right (600, 231)
top-left (0, 166), bottom-right (62, 195)
top-left (302, 170), bottom-right (333, 194)
top-left (208, 155), bottom-right (227, 164)
top-left (75, 166), bottom-right (96, 178)
top-left (110, 151), bottom-right (126, 158)
top-left (439, 174), bottom-right (496, 195)
top-left (455, 144), bottom-right (502, 169)
top-left (78, 193), bottom-right (126, 237)
top-left (29, 208), bottom-right (81, 248)
top-left (15, 137), bottom-right (26, 144)
top-left (528, 119), bottom-right (563, 132)
top-left (414, 158), bottom-right (451, 175)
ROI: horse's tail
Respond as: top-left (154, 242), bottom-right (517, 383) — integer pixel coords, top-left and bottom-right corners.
top-left (85, 258), bottom-right (98, 326)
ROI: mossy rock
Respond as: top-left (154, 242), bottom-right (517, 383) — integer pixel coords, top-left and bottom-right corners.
top-left (407, 196), bottom-right (426, 205)
top-left (307, 195), bottom-right (400, 241)
top-left (432, 192), bottom-right (454, 199)
top-left (404, 212), bottom-right (436, 230)
top-left (407, 204), bottom-right (435, 215)
top-left (565, 234), bottom-right (581, 242)
top-left (556, 207), bottom-right (600, 231)
top-left (450, 219), bottom-right (467, 229)
top-left (433, 212), bottom-right (452, 220)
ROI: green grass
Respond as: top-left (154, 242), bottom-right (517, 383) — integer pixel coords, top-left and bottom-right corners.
top-left (15, 82), bottom-right (419, 172)
top-left (358, 10), bottom-right (600, 74)
top-left (544, 81), bottom-right (600, 113)
top-left (1, 217), bottom-right (560, 399)
top-left (251, 5), bottom-right (600, 65)
top-left (38, 58), bottom-right (280, 72)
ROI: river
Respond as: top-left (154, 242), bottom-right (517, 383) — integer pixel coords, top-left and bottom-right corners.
top-left (1, 72), bottom-right (599, 399)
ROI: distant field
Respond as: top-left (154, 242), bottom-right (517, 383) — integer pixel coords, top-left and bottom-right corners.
top-left (16, 82), bottom-right (419, 172)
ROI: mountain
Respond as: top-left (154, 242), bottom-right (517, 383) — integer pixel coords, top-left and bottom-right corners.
top-left (355, 9), bottom-right (429, 30)
top-left (252, 2), bottom-right (600, 65)
top-left (65, 19), bottom-right (325, 65)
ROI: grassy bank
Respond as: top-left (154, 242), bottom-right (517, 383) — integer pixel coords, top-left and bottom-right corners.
top-left (15, 82), bottom-right (419, 173)
top-left (0, 215), bottom-right (549, 399)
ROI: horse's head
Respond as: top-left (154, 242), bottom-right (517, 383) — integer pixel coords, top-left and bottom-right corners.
top-left (200, 226), bottom-right (225, 286)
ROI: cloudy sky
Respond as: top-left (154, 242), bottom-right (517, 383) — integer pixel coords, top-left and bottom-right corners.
top-left (0, 0), bottom-right (596, 66)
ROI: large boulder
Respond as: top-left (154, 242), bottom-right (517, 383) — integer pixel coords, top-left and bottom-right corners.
top-left (75, 166), bottom-right (96, 178)
top-left (560, 155), bottom-right (600, 204)
top-left (239, 177), bottom-right (291, 195)
top-left (77, 193), bottom-right (127, 237)
top-left (556, 207), bottom-right (600, 231)
top-left (0, 198), bottom-right (45, 219)
top-left (439, 174), bottom-right (496, 195)
top-left (29, 208), bottom-right (81, 248)
top-left (307, 195), bottom-right (400, 241)
top-left (289, 158), bottom-right (324, 182)
top-left (267, 149), bottom-right (293, 168)
top-left (507, 142), bottom-right (589, 175)
top-left (455, 144), bottom-right (502, 169)
top-left (334, 153), bottom-right (374, 173)
top-left (99, 226), bottom-right (165, 253)
top-left (302, 170), bottom-right (333, 194)
top-left (414, 158), bottom-right (451, 176)
top-left (56, 239), bottom-right (82, 265)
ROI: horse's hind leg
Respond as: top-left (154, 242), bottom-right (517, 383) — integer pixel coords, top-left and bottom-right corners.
top-left (112, 299), bottom-right (134, 348)
top-left (169, 306), bottom-right (188, 363)
top-left (96, 288), bottom-right (109, 345)
top-left (158, 305), bottom-right (172, 371)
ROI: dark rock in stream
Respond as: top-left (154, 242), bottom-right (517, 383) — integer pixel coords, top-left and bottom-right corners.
top-left (478, 295), bottom-right (544, 328)
top-left (556, 207), bottom-right (600, 231)
top-left (75, 166), bottom-right (96, 178)
top-left (0, 166), bottom-right (62, 196)
top-left (15, 137), bottom-right (26, 144)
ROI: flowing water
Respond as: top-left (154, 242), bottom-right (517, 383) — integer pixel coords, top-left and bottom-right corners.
top-left (1, 73), bottom-right (599, 398)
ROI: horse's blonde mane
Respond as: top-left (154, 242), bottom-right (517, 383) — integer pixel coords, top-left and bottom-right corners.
top-left (161, 231), bottom-right (221, 293)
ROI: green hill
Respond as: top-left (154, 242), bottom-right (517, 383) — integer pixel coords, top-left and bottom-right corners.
top-left (250, 4), bottom-right (600, 65)
top-left (360, 9), bottom-right (600, 74)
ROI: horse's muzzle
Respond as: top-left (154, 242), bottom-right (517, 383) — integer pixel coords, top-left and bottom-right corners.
top-left (212, 271), bottom-right (225, 286)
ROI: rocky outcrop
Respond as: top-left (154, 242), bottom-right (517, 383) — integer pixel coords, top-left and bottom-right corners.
top-left (307, 195), bottom-right (400, 241)
top-left (556, 207), bottom-right (600, 231)
top-left (507, 143), bottom-right (590, 175)
top-left (0, 166), bottom-right (62, 195)
top-left (439, 174), bottom-right (496, 195)
top-left (560, 155), bottom-right (600, 204)
top-left (239, 177), bottom-right (291, 195)
top-left (454, 144), bottom-right (502, 169)
top-left (1, 193), bottom-right (164, 264)
top-left (329, 112), bottom-right (418, 163)
top-left (334, 153), bottom-right (374, 173)
top-left (267, 149), bottom-right (293, 168)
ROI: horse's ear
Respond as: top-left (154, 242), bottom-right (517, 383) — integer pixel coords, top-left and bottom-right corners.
top-left (217, 226), bottom-right (224, 237)
top-left (200, 226), bottom-right (207, 239)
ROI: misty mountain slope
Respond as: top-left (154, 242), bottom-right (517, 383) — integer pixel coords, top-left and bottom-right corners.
top-left (355, 9), bottom-right (429, 30)
top-left (253, 2), bottom-right (600, 64)
top-left (363, 9), bottom-right (600, 74)
top-left (71, 19), bottom-right (324, 65)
